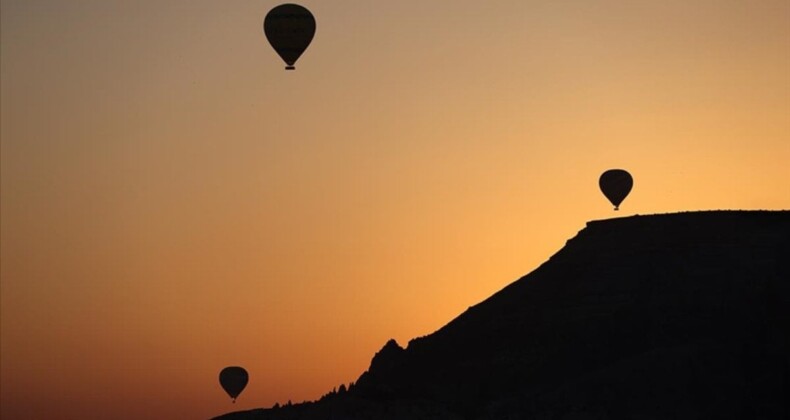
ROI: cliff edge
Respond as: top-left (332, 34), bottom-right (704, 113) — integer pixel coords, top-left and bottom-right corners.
top-left (216, 211), bottom-right (790, 419)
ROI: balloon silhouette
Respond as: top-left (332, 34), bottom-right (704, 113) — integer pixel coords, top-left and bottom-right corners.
top-left (599, 169), bottom-right (633, 211)
top-left (264, 4), bottom-right (316, 70)
top-left (219, 366), bottom-right (249, 403)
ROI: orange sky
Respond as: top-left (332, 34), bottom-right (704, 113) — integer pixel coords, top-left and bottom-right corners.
top-left (1, 1), bottom-right (788, 418)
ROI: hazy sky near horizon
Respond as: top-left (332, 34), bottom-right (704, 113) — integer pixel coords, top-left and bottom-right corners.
top-left (2, 0), bottom-right (788, 418)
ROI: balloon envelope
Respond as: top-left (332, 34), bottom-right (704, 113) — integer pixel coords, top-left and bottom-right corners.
top-left (599, 169), bottom-right (633, 210)
top-left (219, 366), bottom-right (249, 402)
top-left (264, 4), bottom-right (316, 70)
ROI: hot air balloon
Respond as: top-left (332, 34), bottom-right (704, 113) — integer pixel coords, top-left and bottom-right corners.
top-left (599, 169), bottom-right (633, 211)
top-left (264, 4), bottom-right (316, 70)
top-left (219, 366), bottom-right (249, 403)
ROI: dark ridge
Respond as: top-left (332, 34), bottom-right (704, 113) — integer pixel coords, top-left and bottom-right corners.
top-left (214, 210), bottom-right (790, 419)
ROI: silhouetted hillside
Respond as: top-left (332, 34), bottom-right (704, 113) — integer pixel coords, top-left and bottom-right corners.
top-left (215, 211), bottom-right (790, 419)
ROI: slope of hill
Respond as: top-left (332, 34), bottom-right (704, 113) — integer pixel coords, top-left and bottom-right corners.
top-left (215, 211), bottom-right (790, 419)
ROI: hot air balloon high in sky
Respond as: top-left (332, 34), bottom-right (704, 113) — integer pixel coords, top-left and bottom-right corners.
top-left (599, 169), bottom-right (633, 211)
top-left (264, 4), bottom-right (316, 70)
top-left (219, 366), bottom-right (249, 403)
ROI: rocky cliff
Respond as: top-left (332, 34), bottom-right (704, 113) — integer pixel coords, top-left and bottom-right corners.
top-left (216, 211), bottom-right (790, 419)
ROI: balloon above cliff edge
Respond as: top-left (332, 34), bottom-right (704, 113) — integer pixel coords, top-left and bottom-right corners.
top-left (264, 4), bottom-right (316, 70)
top-left (599, 169), bottom-right (633, 211)
top-left (219, 366), bottom-right (249, 403)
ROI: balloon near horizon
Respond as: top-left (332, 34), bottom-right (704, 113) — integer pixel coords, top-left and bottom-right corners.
top-left (599, 169), bottom-right (634, 211)
top-left (264, 4), bottom-right (316, 70)
top-left (219, 367), bottom-right (249, 403)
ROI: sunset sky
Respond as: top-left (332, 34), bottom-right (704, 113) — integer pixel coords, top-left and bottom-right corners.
top-left (1, 1), bottom-right (788, 418)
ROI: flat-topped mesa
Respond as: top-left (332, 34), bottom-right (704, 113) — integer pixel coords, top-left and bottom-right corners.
top-left (215, 210), bottom-right (790, 420)
top-left (350, 210), bottom-right (790, 417)
top-left (555, 210), bottom-right (789, 260)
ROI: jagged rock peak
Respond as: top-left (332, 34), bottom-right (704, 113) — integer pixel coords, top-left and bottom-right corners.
top-left (369, 339), bottom-right (404, 373)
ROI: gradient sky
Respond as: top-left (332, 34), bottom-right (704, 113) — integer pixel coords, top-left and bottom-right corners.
top-left (1, 1), bottom-right (788, 418)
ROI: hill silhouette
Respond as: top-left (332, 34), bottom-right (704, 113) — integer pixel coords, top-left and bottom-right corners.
top-left (215, 211), bottom-right (789, 419)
